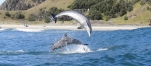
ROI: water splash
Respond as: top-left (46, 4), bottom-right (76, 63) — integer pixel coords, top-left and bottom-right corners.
top-left (52, 44), bottom-right (109, 54)
top-left (53, 44), bottom-right (92, 54)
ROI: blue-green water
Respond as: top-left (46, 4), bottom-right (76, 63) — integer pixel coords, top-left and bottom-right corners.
top-left (0, 27), bottom-right (151, 66)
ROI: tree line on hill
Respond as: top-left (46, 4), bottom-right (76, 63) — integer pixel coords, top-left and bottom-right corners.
top-left (4, 11), bottom-right (25, 19)
top-left (68, 0), bottom-right (142, 20)
top-left (0, 0), bottom-right (45, 10)
top-left (28, 7), bottom-right (72, 23)
top-left (1, 0), bottom-right (151, 23)
top-left (68, 0), bottom-right (151, 21)
top-left (3, 7), bottom-right (71, 23)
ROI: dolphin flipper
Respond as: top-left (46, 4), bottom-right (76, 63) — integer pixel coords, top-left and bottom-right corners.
top-left (50, 14), bottom-right (57, 23)
top-left (77, 25), bottom-right (84, 29)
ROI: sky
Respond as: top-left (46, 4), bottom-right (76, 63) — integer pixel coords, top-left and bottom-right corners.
top-left (0, 0), bottom-right (5, 5)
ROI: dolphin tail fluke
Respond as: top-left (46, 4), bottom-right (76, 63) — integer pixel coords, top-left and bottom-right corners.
top-left (50, 14), bottom-right (57, 23)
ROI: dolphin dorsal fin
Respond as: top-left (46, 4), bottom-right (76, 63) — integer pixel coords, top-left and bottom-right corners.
top-left (64, 34), bottom-right (67, 37)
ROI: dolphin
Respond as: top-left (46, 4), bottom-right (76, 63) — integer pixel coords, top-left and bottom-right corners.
top-left (50, 34), bottom-right (88, 52)
top-left (51, 10), bottom-right (92, 37)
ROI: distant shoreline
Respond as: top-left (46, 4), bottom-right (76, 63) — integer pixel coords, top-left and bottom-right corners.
top-left (0, 20), bottom-right (150, 31)
top-left (0, 24), bottom-right (150, 31)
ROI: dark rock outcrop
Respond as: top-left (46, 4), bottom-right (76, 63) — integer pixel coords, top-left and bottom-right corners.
top-left (0, 0), bottom-right (45, 11)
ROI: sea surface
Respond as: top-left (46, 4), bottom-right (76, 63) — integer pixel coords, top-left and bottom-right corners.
top-left (0, 27), bottom-right (151, 66)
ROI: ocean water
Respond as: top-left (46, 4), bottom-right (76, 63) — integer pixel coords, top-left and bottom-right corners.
top-left (0, 27), bottom-right (151, 66)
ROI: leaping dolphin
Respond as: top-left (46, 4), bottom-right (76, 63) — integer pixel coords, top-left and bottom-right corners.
top-left (51, 10), bottom-right (92, 37)
top-left (50, 34), bottom-right (88, 52)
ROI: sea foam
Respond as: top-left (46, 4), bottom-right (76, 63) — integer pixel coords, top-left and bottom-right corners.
top-left (0, 50), bottom-right (24, 55)
top-left (0, 29), bottom-right (5, 31)
top-left (97, 48), bottom-right (108, 51)
top-left (14, 28), bottom-right (44, 32)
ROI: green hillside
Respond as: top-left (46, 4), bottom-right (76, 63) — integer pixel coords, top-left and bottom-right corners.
top-left (0, 0), bottom-right (74, 24)
top-left (112, 1), bottom-right (151, 25)
top-left (25, 0), bottom-right (74, 14)
top-left (0, 0), bottom-right (151, 26)
top-left (68, 0), bottom-right (151, 26)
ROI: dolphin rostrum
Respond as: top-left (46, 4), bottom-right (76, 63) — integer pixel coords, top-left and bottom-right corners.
top-left (50, 34), bottom-right (87, 52)
top-left (51, 10), bottom-right (92, 37)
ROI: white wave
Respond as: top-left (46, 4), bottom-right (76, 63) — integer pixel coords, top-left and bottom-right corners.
top-left (0, 50), bottom-right (24, 55)
top-left (60, 45), bottom-right (92, 54)
top-left (14, 28), bottom-right (44, 32)
top-left (0, 29), bottom-right (5, 31)
top-left (15, 50), bottom-right (24, 53)
top-left (97, 48), bottom-right (108, 51)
